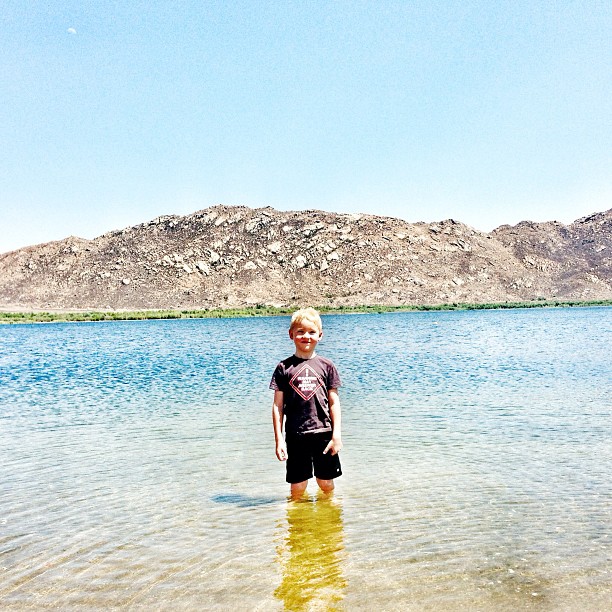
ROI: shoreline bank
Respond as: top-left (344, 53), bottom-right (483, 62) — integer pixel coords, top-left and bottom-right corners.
top-left (1, 299), bottom-right (611, 324)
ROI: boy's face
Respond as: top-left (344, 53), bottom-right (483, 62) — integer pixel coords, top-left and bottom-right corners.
top-left (289, 320), bottom-right (322, 358)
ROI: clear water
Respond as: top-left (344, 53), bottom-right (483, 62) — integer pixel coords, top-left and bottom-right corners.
top-left (0, 308), bottom-right (610, 610)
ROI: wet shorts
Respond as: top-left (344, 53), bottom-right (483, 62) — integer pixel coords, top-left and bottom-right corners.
top-left (285, 432), bottom-right (342, 484)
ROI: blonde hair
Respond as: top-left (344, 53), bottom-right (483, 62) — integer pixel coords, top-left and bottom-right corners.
top-left (289, 307), bottom-right (322, 333)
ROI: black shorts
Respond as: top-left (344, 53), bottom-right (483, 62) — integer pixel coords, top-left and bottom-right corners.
top-left (285, 432), bottom-right (342, 484)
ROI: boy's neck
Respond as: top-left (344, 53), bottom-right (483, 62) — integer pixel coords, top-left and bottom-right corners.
top-left (294, 350), bottom-right (317, 360)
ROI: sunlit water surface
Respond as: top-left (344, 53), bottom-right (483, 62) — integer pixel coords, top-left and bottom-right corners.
top-left (0, 308), bottom-right (610, 610)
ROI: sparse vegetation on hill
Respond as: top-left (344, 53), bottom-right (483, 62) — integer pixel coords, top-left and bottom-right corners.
top-left (0, 205), bottom-right (610, 311)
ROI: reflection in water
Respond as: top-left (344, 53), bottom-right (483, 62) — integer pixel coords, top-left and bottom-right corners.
top-left (275, 495), bottom-right (347, 610)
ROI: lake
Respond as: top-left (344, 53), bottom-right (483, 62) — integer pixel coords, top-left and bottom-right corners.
top-left (0, 307), bottom-right (610, 610)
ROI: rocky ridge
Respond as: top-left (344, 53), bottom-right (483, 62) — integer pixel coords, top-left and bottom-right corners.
top-left (0, 205), bottom-right (610, 310)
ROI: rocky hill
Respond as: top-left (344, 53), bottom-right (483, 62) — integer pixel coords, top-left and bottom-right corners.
top-left (0, 205), bottom-right (610, 311)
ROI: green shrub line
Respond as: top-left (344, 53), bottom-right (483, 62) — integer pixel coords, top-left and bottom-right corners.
top-left (1, 299), bottom-right (611, 324)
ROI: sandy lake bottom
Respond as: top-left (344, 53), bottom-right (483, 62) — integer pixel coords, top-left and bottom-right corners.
top-left (0, 308), bottom-right (610, 610)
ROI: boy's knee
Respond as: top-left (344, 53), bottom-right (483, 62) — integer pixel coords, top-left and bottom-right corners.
top-left (316, 478), bottom-right (335, 493)
top-left (290, 481), bottom-right (308, 498)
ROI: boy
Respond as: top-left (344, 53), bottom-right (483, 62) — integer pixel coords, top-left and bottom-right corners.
top-left (270, 307), bottom-right (342, 498)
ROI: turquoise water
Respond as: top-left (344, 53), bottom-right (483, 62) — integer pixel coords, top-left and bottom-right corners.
top-left (0, 307), bottom-right (610, 610)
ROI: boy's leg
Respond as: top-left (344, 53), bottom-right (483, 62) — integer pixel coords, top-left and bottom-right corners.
top-left (285, 436), bottom-right (312, 497)
top-left (313, 434), bottom-right (342, 493)
top-left (316, 478), bottom-right (334, 493)
top-left (290, 481), bottom-right (308, 498)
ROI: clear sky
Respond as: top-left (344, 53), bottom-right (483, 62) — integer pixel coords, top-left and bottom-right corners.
top-left (1, 1), bottom-right (610, 253)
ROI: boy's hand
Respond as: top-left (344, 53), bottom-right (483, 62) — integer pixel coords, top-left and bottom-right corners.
top-left (323, 436), bottom-right (342, 456)
top-left (276, 442), bottom-right (288, 461)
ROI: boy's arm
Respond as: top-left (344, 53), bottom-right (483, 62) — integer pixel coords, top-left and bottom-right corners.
top-left (272, 390), bottom-right (287, 461)
top-left (323, 388), bottom-right (342, 455)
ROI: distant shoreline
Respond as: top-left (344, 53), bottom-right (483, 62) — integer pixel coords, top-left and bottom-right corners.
top-left (1, 299), bottom-right (611, 324)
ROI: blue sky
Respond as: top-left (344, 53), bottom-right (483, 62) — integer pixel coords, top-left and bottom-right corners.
top-left (1, 0), bottom-right (610, 253)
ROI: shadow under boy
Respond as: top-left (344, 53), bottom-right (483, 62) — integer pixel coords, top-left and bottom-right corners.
top-left (270, 308), bottom-right (343, 498)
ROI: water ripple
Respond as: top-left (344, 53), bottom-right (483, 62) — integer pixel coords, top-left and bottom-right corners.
top-left (0, 308), bottom-right (610, 608)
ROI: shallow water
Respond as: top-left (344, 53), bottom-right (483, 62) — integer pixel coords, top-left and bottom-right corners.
top-left (0, 307), bottom-right (610, 610)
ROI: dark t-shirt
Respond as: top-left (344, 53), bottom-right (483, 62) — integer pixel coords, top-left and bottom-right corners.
top-left (269, 354), bottom-right (341, 436)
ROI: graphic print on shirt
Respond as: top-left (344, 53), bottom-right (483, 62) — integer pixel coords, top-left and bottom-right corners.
top-left (289, 363), bottom-right (325, 401)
